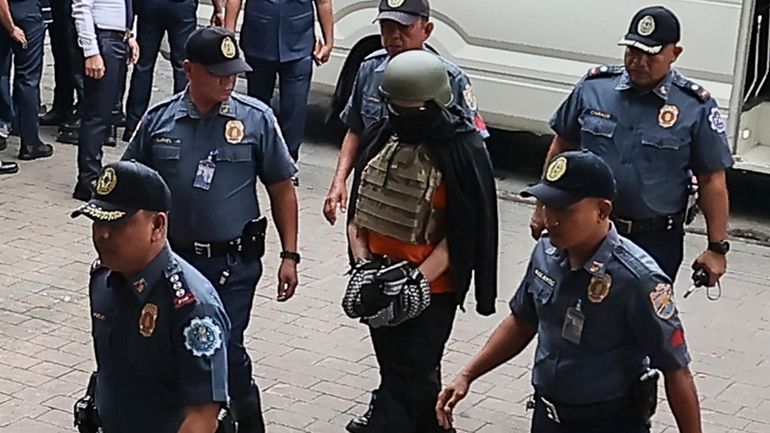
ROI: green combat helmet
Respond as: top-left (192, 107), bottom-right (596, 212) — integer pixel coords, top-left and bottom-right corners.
top-left (379, 50), bottom-right (453, 106)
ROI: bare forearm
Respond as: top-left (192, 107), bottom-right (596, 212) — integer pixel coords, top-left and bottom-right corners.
top-left (333, 130), bottom-right (360, 185)
top-left (224, 0), bottom-right (242, 31)
top-left (177, 404), bottom-right (219, 433)
top-left (665, 368), bottom-right (702, 433)
top-left (542, 134), bottom-right (579, 172)
top-left (417, 238), bottom-right (449, 282)
top-left (0, 0), bottom-right (13, 33)
top-left (347, 222), bottom-right (370, 261)
top-left (211, 0), bottom-right (225, 13)
top-left (460, 314), bottom-right (536, 383)
top-left (267, 181), bottom-right (298, 252)
top-left (315, 0), bottom-right (333, 45)
top-left (697, 171), bottom-right (729, 242)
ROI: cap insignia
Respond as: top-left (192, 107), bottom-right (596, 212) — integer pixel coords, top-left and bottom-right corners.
top-left (637, 15), bottom-right (656, 36)
top-left (545, 156), bottom-right (568, 182)
top-left (96, 167), bottom-right (117, 196)
top-left (387, 0), bottom-right (405, 7)
top-left (221, 36), bottom-right (236, 59)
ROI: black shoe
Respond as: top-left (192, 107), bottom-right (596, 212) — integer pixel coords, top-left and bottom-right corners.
top-left (346, 390), bottom-right (378, 433)
top-left (103, 125), bottom-right (117, 147)
top-left (56, 119), bottom-right (81, 145)
top-left (0, 161), bottom-right (18, 174)
top-left (0, 135), bottom-right (6, 151)
top-left (72, 184), bottom-right (92, 202)
top-left (18, 143), bottom-right (54, 160)
top-left (39, 108), bottom-right (69, 126)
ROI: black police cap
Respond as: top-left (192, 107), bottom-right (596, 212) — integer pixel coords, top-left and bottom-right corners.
top-left (618, 6), bottom-right (681, 55)
top-left (185, 26), bottom-right (252, 76)
top-left (376, 0), bottom-right (430, 26)
top-left (521, 150), bottom-right (617, 209)
top-left (71, 160), bottom-right (172, 223)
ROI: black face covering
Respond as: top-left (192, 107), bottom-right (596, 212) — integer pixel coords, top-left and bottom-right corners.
top-left (387, 102), bottom-right (444, 143)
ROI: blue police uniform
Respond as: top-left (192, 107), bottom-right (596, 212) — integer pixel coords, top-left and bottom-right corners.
top-left (549, 65), bottom-right (734, 279)
top-left (510, 225), bottom-right (691, 431)
top-left (123, 0), bottom-right (197, 139)
top-left (122, 90), bottom-right (297, 426)
top-left (89, 246), bottom-right (230, 433)
top-left (340, 48), bottom-right (489, 139)
top-left (239, 0), bottom-right (316, 161)
top-left (0, 0), bottom-right (46, 155)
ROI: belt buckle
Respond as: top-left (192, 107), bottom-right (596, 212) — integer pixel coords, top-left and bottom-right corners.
top-left (193, 241), bottom-right (212, 258)
top-left (541, 397), bottom-right (561, 424)
top-left (615, 218), bottom-right (633, 234)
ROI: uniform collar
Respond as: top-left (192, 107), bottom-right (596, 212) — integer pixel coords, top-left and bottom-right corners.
top-left (123, 245), bottom-right (172, 302)
top-left (615, 69), bottom-right (675, 101)
top-left (176, 89), bottom-right (237, 119)
top-left (581, 223), bottom-right (620, 277)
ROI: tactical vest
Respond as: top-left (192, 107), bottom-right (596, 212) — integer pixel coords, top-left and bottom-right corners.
top-left (354, 135), bottom-right (445, 245)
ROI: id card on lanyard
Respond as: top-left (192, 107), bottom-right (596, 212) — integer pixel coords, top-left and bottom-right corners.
top-left (194, 150), bottom-right (218, 190)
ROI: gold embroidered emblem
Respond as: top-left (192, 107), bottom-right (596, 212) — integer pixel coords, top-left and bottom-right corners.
top-left (545, 156), bottom-right (567, 182)
top-left (221, 37), bottom-right (236, 59)
top-left (95, 167), bottom-right (117, 196)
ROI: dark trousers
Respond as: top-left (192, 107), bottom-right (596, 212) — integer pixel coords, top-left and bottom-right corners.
top-left (179, 251), bottom-right (265, 431)
top-left (76, 30), bottom-right (127, 187)
top-left (367, 293), bottom-right (457, 433)
top-left (0, 0), bottom-right (44, 151)
top-left (0, 51), bottom-right (13, 127)
top-left (245, 55), bottom-right (312, 162)
top-left (48, 0), bottom-right (78, 113)
top-left (531, 397), bottom-right (650, 433)
top-left (125, 0), bottom-right (197, 133)
top-left (624, 226), bottom-right (685, 282)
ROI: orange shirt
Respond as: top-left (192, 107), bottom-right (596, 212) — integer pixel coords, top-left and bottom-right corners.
top-left (367, 183), bottom-right (453, 294)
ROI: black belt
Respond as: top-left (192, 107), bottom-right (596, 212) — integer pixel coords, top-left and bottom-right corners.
top-left (174, 238), bottom-right (243, 259)
top-left (612, 212), bottom-right (685, 235)
top-left (536, 394), bottom-right (635, 423)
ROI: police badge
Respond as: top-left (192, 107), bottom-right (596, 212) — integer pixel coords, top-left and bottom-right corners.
top-left (224, 120), bottom-right (245, 144)
top-left (658, 105), bottom-right (679, 128)
top-left (587, 273), bottom-right (612, 303)
top-left (139, 303), bottom-right (158, 337)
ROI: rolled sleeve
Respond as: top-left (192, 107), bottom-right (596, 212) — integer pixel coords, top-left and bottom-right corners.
top-left (626, 278), bottom-right (691, 373)
top-left (690, 101), bottom-right (734, 175)
top-left (549, 80), bottom-right (585, 143)
top-left (340, 67), bottom-right (366, 134)
top-left (175, 304), bottom-right (230, 406)
top-left (509, 263), bottom-right (538, 325)
top-left (256, 110), bottom-right (298, 185)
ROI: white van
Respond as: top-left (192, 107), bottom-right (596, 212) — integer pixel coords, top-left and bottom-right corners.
top-left (203, 0), bottom-right (770, 174)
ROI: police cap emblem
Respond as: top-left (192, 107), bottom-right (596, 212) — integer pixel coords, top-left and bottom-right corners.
top-left (183, 317), bottom-right (223, 357)
top-left (637, 15), bottom-right (656, 36)
top-left (221, 36), bottom-right (237, 59)
top-left (95, 167), bottom-right (117, 196)
top-left (387, 0), bottom-right (405, 7)
top-left (545, 156), bottom-right (567, 182)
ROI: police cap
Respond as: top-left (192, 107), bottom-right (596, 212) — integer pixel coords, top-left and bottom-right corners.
top-left (71, 161), bottom-right (172, 223)
top-left (185, 26), bottom-right (252, 76)
top-left (521, 150), bottom-right (616, 209)
top-left (618, 6), bottom-right (681, 55)
top-left (376, 0), bottom-right (430, 26)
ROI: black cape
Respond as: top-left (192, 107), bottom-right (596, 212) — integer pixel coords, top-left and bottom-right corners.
top-left (347, 110), bottom-right (498, 315)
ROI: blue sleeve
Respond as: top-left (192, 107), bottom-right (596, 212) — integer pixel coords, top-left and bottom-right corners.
top-left (549, 80), bottom-right (585, 143)
top-left (509, 262), bottom-right (538, 325)
top-left (122, 114), bottom-right (153, 164)
top-left (256, 109), bottom-right (299, 185)
top-left (449, 72), bottom-right (490, 139)
top-left (175, 303), bottom-right (230, 406)
top-left (340, 66), bottom-right (367, 134)
top-left (690, 101), bottom-right (734, 175)
top-left (626, 278), bottom-right (691, 373)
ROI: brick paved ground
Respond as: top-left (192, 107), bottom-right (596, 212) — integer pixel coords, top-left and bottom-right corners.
top-left (0, 46), bottom-right (768, 433)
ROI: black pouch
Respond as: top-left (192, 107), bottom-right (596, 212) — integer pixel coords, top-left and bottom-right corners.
top-left (632, 368), bottom-right (660, 425)
top-left (241, 216), bottom-right (267, 261)
top-left (73, 372), bottom-right (102, 433)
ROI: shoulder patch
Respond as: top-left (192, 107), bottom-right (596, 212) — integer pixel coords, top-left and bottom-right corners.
top-left (183, 316), bottom-right (223, 357)
top-left (364, 48), bottom-right (388, 61)
top-left (673, 78), bottom-right (711, 103)
top-left (586, 65), bottom-right (624, 79)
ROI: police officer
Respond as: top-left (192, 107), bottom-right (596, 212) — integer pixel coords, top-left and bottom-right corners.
top-left (223, 0), bottom-right (334, 164)
top-left (437, 150), bottom-right (703, 433)
top-left (122, 26), bottom-right (300, 433)
top-left (121, 0), bottom-right (202, 141)
top-left (71, 160), bottom-right (229, 433)
top-left (0, 0), bottom-right (54, 160)
top-left (344, 50), bottom-right (498, 433)
top-left (323, 0), bottom-right (488, 225)
top-left (531, 6), bottom-right (733, 286)
top-left (72, 0), bottom-right (139, 201)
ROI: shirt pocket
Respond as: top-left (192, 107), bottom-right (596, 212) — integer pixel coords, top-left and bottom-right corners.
top-left (216, 144), bottom-right (253, 163)
top-left (362, 95), bottom-right (385, 125)
top-left (528, 279), bottom-right (555, 305)
top-left (579, 113), bottom-right (617, 154)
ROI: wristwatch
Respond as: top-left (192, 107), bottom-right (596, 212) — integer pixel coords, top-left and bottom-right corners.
top-left (280, 251), bottom-right (301, 264)
top-left (707, 240), bottom-right (730, 255)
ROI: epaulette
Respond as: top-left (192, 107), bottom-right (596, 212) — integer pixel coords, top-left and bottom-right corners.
top-left (230, 92), bottom-right (271, 112)
top-left (364, 48), bottom-right (388, 61)
top-left (672, 77), bottom-right (711, 103)
top-left (90, 258), bottom-right (107, 276)
top-left (611, 247), bottom-right (645, 280)
top-left (585, 65), bottom-right (624, 79)
top-left (164, 259), bottom-right (196, 309)
top-left (145, 92), bottom-right (184, 116)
